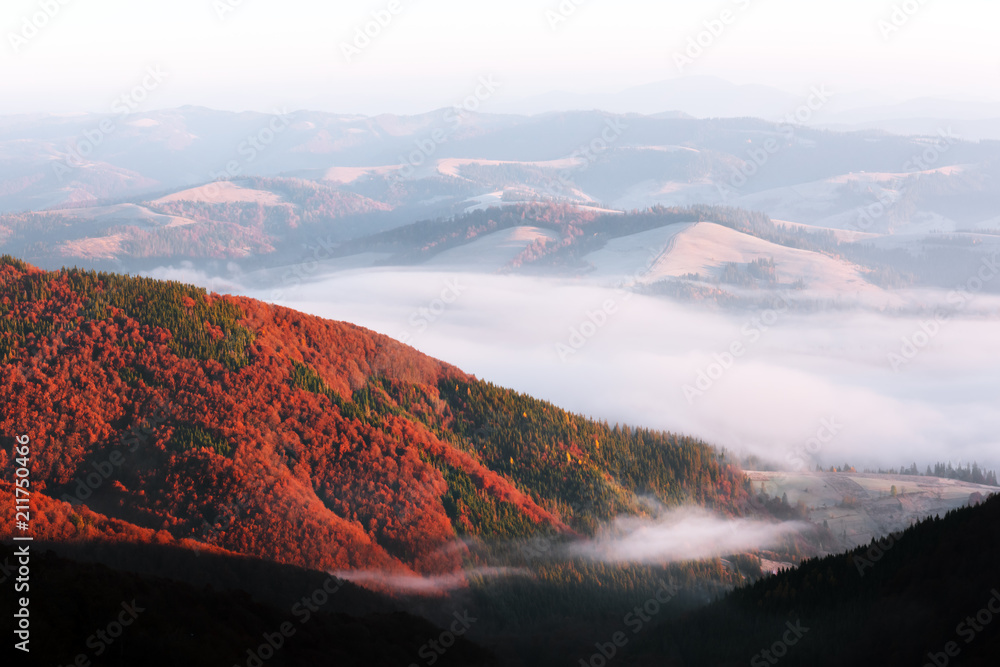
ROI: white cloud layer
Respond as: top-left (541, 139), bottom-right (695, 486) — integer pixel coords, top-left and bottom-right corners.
top-left (149, 266), bottom-right (1000, 471)
top-left (567, 508), bottom-right (807, 563)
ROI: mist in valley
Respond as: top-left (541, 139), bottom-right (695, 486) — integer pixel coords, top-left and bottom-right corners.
top-left (142, 262), bottom-right (1000, 474)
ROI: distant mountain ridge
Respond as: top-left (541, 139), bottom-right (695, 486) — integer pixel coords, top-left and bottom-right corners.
top-left (4, 105), bottom-right (1000, 217)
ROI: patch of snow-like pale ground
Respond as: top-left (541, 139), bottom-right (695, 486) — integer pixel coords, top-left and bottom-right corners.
top-left (421, 220), bottom-right (899, 306)
top-left (463, 191), bottom-right (507, 212)
top-left (41, 202), bottom-right (200, 231)
top-left (435, 157), bottom-right (585, 178)
top-left (57, 233), bottom-right (128, 260)
top-left (582, 223), bottom-right (694, 283)
top-left (48, 201), bottom-right (176, 221)
top-left (322, 165), bottom-right (403, 183)
top-left (748, 471), bottom-right (998, 552)
top-left (153, 180), bottom-right (285, 206)
top-left (427, 226), bottom-right (562, 270)
top-left (632, 222), bottom-right (882, 294)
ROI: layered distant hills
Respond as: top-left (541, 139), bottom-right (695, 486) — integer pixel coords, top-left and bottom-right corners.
top-left (8, 194), bottom-right (1000, 311)
top-left (5, 106), bottom-right (1000, 310)
top-left (4, 107), bottom-right (1000, 222)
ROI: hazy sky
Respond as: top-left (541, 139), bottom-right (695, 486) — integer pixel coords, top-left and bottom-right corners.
top-left (2, 0), bottom-right (999, 114)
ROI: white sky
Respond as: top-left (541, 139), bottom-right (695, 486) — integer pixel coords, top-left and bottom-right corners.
top-left (1, 0), bottom-right (999, 114)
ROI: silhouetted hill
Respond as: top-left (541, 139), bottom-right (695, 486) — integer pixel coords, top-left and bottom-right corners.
top-left (0, 543), bottom-right (496, 667)
top-left (629, 494), bottom-right (1000, 666)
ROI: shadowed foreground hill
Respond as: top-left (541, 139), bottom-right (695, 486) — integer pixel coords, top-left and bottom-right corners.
top-left (0, 256), bottom-right (752, 580)
top-left (629, 493), bottom-right (1000, 666)
top-left (0, 543), bottom-right (496, 667)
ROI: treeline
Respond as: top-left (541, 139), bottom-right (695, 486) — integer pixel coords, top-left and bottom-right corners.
top-left (344, 202), bottom-right (781, 270)
top-left (865, 461), bottom-right (999, 487)
top-left (456, 162), bottom-right (563, 191)
top-left (344, 202), bottom-right (598, 264)
top-left (403, 378), bottom-right (753, 532)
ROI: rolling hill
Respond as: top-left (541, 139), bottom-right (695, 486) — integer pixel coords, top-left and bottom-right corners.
top-left (0, 256), bottom-right (755, 581)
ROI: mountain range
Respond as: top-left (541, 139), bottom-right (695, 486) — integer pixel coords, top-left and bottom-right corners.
top-left (5, 106), bottom-right (1000, 317)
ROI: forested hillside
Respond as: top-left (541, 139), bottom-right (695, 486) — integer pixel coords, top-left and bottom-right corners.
top-left (0, 256), bottom-right (754, 579)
